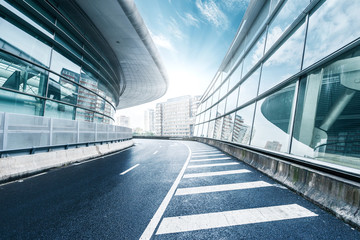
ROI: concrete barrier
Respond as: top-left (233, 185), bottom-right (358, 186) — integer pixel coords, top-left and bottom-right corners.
top-left (0, 140), bottom-right (134, 182)
top-left (195, 138), bottom-right (360, 229)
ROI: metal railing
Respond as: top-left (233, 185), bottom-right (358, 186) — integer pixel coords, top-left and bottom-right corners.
top-left (0, 112), bottom-right (132, 155)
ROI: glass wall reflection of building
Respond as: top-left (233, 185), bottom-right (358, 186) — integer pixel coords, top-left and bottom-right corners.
top-left (0, 0), bottom-right (167, 125)
top-left (194, 0), bottom-right (360, 171)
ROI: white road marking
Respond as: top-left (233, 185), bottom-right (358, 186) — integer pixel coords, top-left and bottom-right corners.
top-left (120, 164), bottom-right (140, 175)
top-left (192, 154), bottom-right (225, 158)
top-left (153, 150), bottom-right (158, 155)
top-left (156, 204), bottom-right (318, 235)
top-left (175, 181), bottom-right (272, 195)
top-left (183, 169), bottom-right (251, 178)
top-left (192, 151), bottom-right (220, 155)
top-left (140, 143), bottom-right (192, 240)
top-left (187, 162), bottom-right (239, 168)
top-left (190, 157), bottom-right (231, 162)
top-left (192, 150), bottom-right (216, 153)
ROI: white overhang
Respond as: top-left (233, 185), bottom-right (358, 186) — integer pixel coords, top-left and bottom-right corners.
top-left (75, 0), bottom-right (168, 109)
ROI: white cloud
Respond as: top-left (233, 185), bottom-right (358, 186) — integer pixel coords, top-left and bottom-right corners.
top-left (168, 17), bottom-right (185, 39)
top-left (222, 0), bottom-right (249, 10)
top-left (150, 31), bottom-right (176, 52)
top-left (195, 0), bottom-right (229, 29)
top-left (177, 12), bottom-right (200, 28)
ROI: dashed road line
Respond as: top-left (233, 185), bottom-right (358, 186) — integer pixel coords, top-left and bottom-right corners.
top-left (191, 154), bottom-right (225, 158)
top-left (190, 157), bottom-right (231, 162)
top-left (187, 162), bottom-right (239, 168)
top-left (183, 169), bottom-right (251, 178)
top-left (120, 164), bottom-right (140, 175)
top-left (156, 204), bottom-right (318, 235)
top-left (153, 150), bottom-right (158, 155)
top-left (175, 181), bottom-right (272, 195)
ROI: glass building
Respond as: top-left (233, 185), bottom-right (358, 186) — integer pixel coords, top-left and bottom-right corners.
top-left (0, 0), bottom-right (168, 124)
top-left (194, 0), bottom-right (360, 172)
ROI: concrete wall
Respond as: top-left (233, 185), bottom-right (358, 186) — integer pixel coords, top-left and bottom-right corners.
top-left (0, 140), bottom-right (133, 182)
top-left (195, 138), bottom-right (360, 229)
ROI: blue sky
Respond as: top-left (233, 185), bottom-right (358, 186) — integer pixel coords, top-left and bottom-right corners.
top-left (117, 0), bottom-right (249, 128)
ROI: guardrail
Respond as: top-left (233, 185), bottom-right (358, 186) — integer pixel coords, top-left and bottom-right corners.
top-left (0, 112), bottom-right (132, 155)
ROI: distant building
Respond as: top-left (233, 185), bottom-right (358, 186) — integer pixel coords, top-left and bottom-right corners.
top-left (144, 109), bottom-right (155, 133)
top-left (155, 95), bottom-right (200, 136)
top-left (117, 115), bottom-right (130, 127)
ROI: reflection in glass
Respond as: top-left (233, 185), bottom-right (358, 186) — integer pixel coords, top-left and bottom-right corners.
top-left (0, 88), bottom-right (43, 116)
top-left (265, 0), bottom-right (309, 53)
top-left (211, 105), bottom-right (217, 120)
top-left (76, 107), bottom-right (94, 122)
top-left (50, 50), bottom-right (81, 77)
top-left (259, 21), bottom-right (305, 94)
top-left (219, 80), bottom-right (229, 99)
top-left (0, 51), bottom-right (48, 97)
top-left (213, 116), bottom-right (223, 140)
top-left (238, 67), bottom-right (260, 106)
top-left (201, 121), bottom-right (209, 138)
top-left (0, 16), bottom-right (51, 67)
top-left (251, 83), bottom-right (296, 152)
top-left (207, 120), bottom-right (215, 139)
top-left (226, 87), bottom-right (239, 113)
top-left (303, 0), bottom-right (360, 69)
top-left (228, 60), bottom-right (243, 91)
top-left (221, 113), bottom-right (235, 141)
top-left (243, 31), bottom-right (266, 77)
top-left (292, 47), bottom-right (360, 169)
top-left (217, 98), bottom-right (226, 116)
top-left (232, 104), bottom-right (255, 145)
top-left (44, 100), bottom-right (74, 120)
top-left (47, 73), bottom-right (78, 105)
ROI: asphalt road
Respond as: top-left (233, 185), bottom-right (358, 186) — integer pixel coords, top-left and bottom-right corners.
top-left (0, 139), bottom-right (359, 239)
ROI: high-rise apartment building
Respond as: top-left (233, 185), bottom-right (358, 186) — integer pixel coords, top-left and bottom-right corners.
top-left (155, 95), bottom-right (200, 137)
top-left (194, 0), bottom-right (360, 173)
top-left (117, 115), bottom-right (130, 128)
top-left (144, 109), bottom-right (155, 133)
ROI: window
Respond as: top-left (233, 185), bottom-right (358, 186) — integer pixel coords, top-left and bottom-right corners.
top-left (292, 46), bottom-right (360, 169)
top-left (251, 83), bottom-right (296, 152)
top-left (232, 104), bottom-right (255, 145)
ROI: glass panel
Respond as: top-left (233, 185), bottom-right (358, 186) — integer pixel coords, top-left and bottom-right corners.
top-left (50, 50), bottom-right (81, 78)
top-left (238, 67), bottom-right (260, 106)
top-left (251, 83), bottom-right (296, 152)
top-left (52, 118), bottom-right (77, 145)
top-left (232, 104), bottom-right (255, 145)
top-left (201, 122), bottom-right (209, 137)
top-left (265, 0), bottom-right (309, 53)
top-left (0, 16), bottom-right (51, 67)
top-left (245, 0), bottom-right (270, 47)
top-left (0, 0), bottom-right (53, 37)
top-left (217, 98), bottom-right (226, 116)
top-left (0, 88), bottom-right (43, 115)
top-left (291, 47), bottom-right (360, 169)
top-left (228, 60), bottom-right (243, 91)
top-left (204, 110), bottom-right (210, 122)
top-left (303, 0), bottom-right (360, 69)
top-left (76, 107), bottom-right (94, 122)
top-left (207, 120), bottom-right (215, 138)
top-left (226, 87), bottom-right (239, 113)
top-left (219, 80), bottom-right (229, 99)
top-left (44, 100), bottom-right (75, 120)
top-left (0, 51), bottom-right (48, 96)
top-left (213, 117), bottom-right (223, 140)
top-left (211, 105), bottom-right (217, 120)
top-left (47, 73), bottom-right (78, 105)
top-left (221, 113), bottom-right (235, 141)
top-left (243, 31), bottom-right (266, 76)
top-left (259, 20), bottom-right (305, 94)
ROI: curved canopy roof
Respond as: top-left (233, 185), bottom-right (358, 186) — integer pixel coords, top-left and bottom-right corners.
top-left (76, 0), bottom-right (168, 109)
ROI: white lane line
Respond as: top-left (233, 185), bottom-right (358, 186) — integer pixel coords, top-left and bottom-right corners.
top-left (192, 154), bottom-right (225, 158)
top-left (192, 150), bottom-right (216, 153)
top-left (192, 151), bottom-right (220, 155)
top-left (188, 162), bottom-right (239, 168)
top-left (183, 169), bottom-right (251, 178)
top-left (175, 181), bottom-right (272, 196)
top-left (120, 164), bottom-right (140, 175)
top-left (156, 204), bottom-right (318, 235)
top-left (190, 157), bottom-right (231, 162)
top-left (140, 143), bottom-right (192, 240)
top-left (153, 150), bottom-right (158, 155)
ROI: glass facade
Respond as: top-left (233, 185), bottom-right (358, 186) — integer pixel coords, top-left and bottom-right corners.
top-left (195, 0), bottom-right (360, 171)
top-left (0, 0), bottom-right (118, 123)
